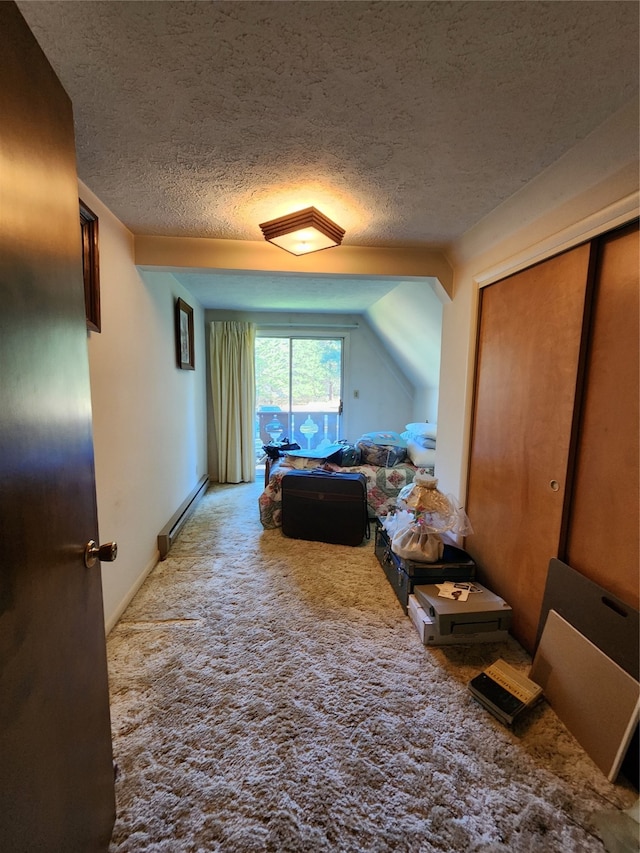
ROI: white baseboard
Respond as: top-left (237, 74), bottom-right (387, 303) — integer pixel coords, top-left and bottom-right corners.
top-left (104, 551), bottom-right (159, 636)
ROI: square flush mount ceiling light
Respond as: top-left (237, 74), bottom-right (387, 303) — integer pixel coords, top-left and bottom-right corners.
top-left (259, 207), bottom-right (345, 256)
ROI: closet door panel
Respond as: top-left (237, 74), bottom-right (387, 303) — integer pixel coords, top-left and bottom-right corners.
top-left (565, 223), bottom-right (639, 607)
top-left (466, 244), bottom-right (592, 652)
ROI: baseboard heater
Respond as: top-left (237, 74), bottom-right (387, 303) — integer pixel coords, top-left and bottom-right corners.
top-left (157, 474), bottom-right (209, 560)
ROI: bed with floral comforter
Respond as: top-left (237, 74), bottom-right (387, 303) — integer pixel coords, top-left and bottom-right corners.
top-left (258, 459), bottom-right (431, 529)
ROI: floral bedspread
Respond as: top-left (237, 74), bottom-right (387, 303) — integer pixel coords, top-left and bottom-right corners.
top-left (258, 459), bottom-right (431, 529)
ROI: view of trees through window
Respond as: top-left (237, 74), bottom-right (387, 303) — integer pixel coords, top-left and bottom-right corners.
top-left (255, 337), bottom-right (343, 453)
top-left (255, 337), bottom-right (342, 410)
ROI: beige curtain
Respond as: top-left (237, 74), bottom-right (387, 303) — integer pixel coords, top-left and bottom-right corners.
top-left (210, 321), bottom-right (256, 483)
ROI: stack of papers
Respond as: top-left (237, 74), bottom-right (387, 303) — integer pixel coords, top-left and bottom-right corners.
top-left (436, 581), bottom-right (482, 602)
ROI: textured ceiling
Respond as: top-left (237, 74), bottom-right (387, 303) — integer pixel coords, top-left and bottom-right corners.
top-left (15, 1), bottom-right (639, 312)
top-left (18, 0), bottom-right (639, 247)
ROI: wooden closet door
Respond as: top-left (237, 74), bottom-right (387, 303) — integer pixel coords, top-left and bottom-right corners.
top-left (465, 244), bottom-right (593, 652)
top-left (564, 222), bottom-right (639, 608)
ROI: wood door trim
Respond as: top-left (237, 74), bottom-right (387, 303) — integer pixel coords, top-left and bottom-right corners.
top-left (472, 194), bottom-right (639, 289)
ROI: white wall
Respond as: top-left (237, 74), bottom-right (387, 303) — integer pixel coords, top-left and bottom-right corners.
top-left (81, 182), bottom-right (208, 632)
top-left (365, 279), bottom-right (443, 423)
top-left (203, 310), bottom-right (415, 481)
top-left (436, 99), bottom-right (639, 504)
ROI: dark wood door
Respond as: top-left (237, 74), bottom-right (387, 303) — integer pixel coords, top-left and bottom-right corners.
top-left (465, 243), bottom-right (593, 652)
top-left (565, 222), bottom-right (639, 608)
top-left (0, 5), bottom-right (115, 850)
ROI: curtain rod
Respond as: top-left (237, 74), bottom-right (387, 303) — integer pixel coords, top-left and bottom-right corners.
top-left (258, 322), bottom-right (359, 329)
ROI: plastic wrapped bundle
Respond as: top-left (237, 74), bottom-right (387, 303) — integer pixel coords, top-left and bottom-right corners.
top-left (396, 473), bottom-right (473, 535)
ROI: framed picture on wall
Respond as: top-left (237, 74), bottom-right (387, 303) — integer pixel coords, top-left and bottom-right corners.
top-left (175, 297), bottom-right (195, 370)
top-left (80, 199), bottom-right (101, 332)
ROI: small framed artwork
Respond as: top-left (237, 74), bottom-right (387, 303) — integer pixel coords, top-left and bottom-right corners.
top-left (80, 199), bottom-right (101, 332)
top-left (175, 297), bottom-right (195, 370)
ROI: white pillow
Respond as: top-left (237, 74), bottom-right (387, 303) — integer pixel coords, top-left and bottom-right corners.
top-left (405, 422), bottom-right (437, 439)
top-left (406, 439), bottom-right (436, 467)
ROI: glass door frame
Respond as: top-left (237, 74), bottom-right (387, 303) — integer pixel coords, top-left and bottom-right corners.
top-left (255, 332), bottom-right (347, 456)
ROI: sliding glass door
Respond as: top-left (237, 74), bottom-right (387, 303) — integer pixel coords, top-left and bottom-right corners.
top-left (255, 336), bottom-right (343, 455)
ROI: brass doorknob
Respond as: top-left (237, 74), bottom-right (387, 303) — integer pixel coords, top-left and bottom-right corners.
top-left (84, 540), bottom-right (118, 568)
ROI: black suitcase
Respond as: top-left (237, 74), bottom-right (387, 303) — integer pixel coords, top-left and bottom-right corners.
top-left (281, 469), bottom-right (369, 546)
top-left (374, 520), bottom-right (476, 612)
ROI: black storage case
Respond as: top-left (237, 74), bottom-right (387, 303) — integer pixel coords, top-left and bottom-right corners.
top-left (374, 519), bottom-right (476, 612)
top-left (281, 470), bottom-right (369, 546)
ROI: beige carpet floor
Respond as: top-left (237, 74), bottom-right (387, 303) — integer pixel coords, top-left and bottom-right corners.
top-left (106, 480), bottom-right (637, 852)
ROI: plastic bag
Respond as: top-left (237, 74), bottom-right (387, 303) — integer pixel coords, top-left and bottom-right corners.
top-left (381, 510), bottom-right (414, 538)
top-left (391, 523), bottom-right (444, 563)
top-left (355, 438), bottom-right (407, 467)
top-left (396, 473), bottom-right (473, 536)
top-left (327, 443), bottom-right (361, 467)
